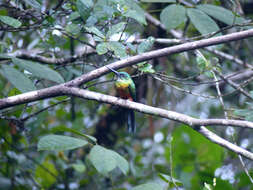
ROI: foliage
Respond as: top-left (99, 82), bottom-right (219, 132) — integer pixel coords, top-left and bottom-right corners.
top-left (0, 0), bottom-right (253, 190)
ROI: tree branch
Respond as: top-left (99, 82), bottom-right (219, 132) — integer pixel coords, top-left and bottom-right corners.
top-left (2, 85), bottom-right (253, 130)
top-left (3, 49), bottom-right (95, 65)
top-left (196, 126), bottom-right (253, 160)
top-left (0, 85), bottom-right (64, 110)
top-left (60, 87), bottom-right (253, 160)
top-left (2, 83), bottom-right (253, 159)
top-left (67, 28), bottom-right (253, 87)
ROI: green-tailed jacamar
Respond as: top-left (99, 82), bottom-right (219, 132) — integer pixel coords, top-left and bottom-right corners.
top-left (106, 66), bottom-right (136, 133)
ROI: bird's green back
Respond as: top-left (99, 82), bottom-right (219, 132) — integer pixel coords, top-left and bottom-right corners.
top-left (115, 72), bottom-right (136, 101)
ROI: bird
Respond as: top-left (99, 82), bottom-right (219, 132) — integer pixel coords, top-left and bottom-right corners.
top-left (106, 66), bottom-right (136, 133)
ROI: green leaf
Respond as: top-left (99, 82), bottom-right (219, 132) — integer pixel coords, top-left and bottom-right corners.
top-left (160, 4), bottom-right (186, 30)
top-left (72, 161), bottom-right (86, 173)
top-left (137, 36), bottom-right (155, 54)
top-left (158, 173), bottom-right (183, 187)
top-left (38, 135), bottom-right (88, 151)
top-left (89, 145), bottom-right (117, 175)
top-left (89, 145), bottom-right (129, 175)
top-left (0, 16), bottom-right (22, 28)
top-left (124, 10), bottom-right (147, 25)
top-left (85, 26), bottom-right (105, 39)
top-left (12, 58), bottom-right (64, 84)
top-left (138, 63), bottom-right (155, 74)
top-left (106, 22), bottom-right (126, 38)
top-left (124, 0), bottom-right (147, 25)
top-left (107, 41), bottom-right (127, 58)
top-left (0, 65), bottom-right (36, 93)
top-left (196, 56), bottom-right (207, 68)
top-left (76, 0), bottom-right (93, 20)
top-left (141, 0), bottom-right (175, 2)
top-left (187, 8), bottom-right (220, 36)
top-left (204, 71), bottom-right (214, 78)
top-left (23, 0), bottom-right (42, 10)
top-left (126, 42), bottom-right (137, 54)
top-left (44, 15), bottom-right (55, 25)
top-left (111, 150), bottom-right (129, 175)
top-left (197, 4), bottom-right (246, 25)
top-left (68, 12), bottom-right (81, 21)
top-left (51, 126), bottom-right (97, 143)
top-left (132, 183), bottom-right (163, 190)
top-left (65, 23), bottom-right (81, 36)
top-left (35, 160), bottom-right (58, 188)
top-left (96, 42), bottom-right (108, 55)
top-left (196, 52), bottom-right (210, 72)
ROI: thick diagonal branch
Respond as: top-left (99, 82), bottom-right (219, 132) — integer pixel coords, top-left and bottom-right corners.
top-left (61, 87), bottom-right (253, 160)
top-left (66, 28), bottom-right (253, 87)
top-left (2, 84), bottom-right (253, 159)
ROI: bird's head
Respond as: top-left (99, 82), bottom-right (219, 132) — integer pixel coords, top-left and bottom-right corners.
top-left (106, 66), bottom-right (131, 81)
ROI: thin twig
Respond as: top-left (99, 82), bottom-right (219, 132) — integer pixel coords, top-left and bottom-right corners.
top-left (152, 75), bottom-right (217, 99)
top-left (215, 70), bottom-right (253, 100)
top-left (212, 70), bottom-right (228, 118)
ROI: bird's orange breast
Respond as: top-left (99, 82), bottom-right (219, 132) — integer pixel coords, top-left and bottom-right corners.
top-left (116, 88), bottom-right (133, 101)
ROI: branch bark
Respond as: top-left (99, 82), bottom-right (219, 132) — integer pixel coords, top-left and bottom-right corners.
top-left (59, 87), bottom-right (253, 160)
top-left (2, 86), bottom-right (253, 129)
top-left (67, 28), bottom-right (253, 87)
top-left (3, 49), bottom-right (95, 65)
top-left (2, 83), bottom-right (253, 159)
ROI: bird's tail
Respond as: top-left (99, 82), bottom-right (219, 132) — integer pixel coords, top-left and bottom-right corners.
top-left (127, 109), bottom-right (135, 133)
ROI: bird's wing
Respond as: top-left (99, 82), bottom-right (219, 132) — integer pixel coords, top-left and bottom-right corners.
top-left (128, 82), bottom-right (136, 101)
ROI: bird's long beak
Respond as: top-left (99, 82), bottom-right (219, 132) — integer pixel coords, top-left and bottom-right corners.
top-left (105, 65), bottom-right (120, 77)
